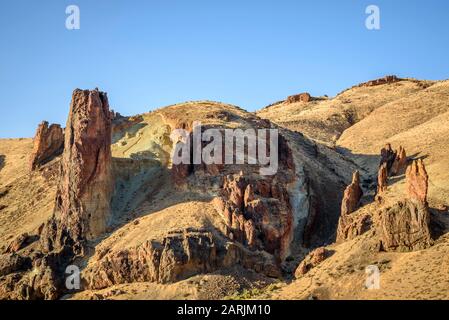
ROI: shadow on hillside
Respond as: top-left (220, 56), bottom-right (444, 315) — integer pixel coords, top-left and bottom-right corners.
top-left (0, 155), bottom-right (5, 172)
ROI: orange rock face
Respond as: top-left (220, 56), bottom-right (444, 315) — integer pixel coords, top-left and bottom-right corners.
top-left (406, 159), bottom-right (428, 204)
top-left (29, 121), bottom-right (64, 170)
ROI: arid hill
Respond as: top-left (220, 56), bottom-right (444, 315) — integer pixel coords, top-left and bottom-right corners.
top-left (0, 76), bottom-right (448, 300)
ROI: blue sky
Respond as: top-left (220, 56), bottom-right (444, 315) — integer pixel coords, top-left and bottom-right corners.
top-left (1, 0), bottom-right (448, 138)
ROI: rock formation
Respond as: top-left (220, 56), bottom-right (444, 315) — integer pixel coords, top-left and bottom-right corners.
top-left (294, 247), bottom-right (328, 277)
top-left (391, 146), bottom-right (407, 176)
top-left (340, 171), bottom-right (363, 216)
top-left (49, 88), bottom-right (113, 244)
top-left (358, 75), bottom-right (401, 87)
top-left (377, 162), bottom-right (388, 194)
top-left (286, 92), bottom-right (311, 103)
top-left (84, 229), bottom-right (281, 290)
top-left (29, 121), bottom-right (64, 170)
top-left (380, 143), bottom-right (396, 172)
top-left (336, 171), bottom-right (366, 242)
top-left (0, 88), bottom-right (114, 300)
top-left (406, 159), bottom-right (428, 204)
top-left (379, 160), bottom-right (432, 252)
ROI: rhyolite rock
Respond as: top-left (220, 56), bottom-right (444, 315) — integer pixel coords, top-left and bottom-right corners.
top-left (377, 162), bottom-right (388, 194)
top-left (29, 121), bottom-right (64, 170)
top-left (286, 92), bottom-right (311, 104)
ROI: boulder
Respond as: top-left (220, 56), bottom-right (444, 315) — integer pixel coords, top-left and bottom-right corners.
top-left (295, 247), bottom-right (328, 277)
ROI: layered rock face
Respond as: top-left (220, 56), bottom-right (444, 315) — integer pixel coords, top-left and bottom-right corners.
top-left (379, 160), bottom-right (432, 252)
top-left (336, 171), bottom-right (367, 242)
top-left (286, 92), bottom-right (311, 103)
top-left (29, 121), bottom-right (64, 170)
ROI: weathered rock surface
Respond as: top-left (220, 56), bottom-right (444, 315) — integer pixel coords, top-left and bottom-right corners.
top-left (378, 160), bottom-right (432, 252)
top-left (286, 93), bottom-right (311, 104)
top-left (391, 146), bottom-right (407, 176)
top-left (377, 162), bottom-right (388, 194)
top-left (84, 229), bottom-right (281, 290)
top-left (294, 247), bottom-right (328, 277)
top-left (340, 171), bottom-right (363, 216)
top-left (380, 143), bottom-right (396, 172)
top-left (406, 159), bottom-right (428, 204)
top-left (357, 75), bottom-right (401, 87)
top-left (29, 121), bottom-right (64, 170)
top-left (0, 89), bottom-right (114, 300)
top-left (379, 200), bottom-right (432, 252)
top-left (44, 88), bottom-right (114, 247)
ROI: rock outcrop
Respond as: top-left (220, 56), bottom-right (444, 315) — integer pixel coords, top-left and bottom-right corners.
top-left (379, 160), bottom-right (432, 252)
top-left (406, 159), bottom-right (428, 204)
top-left (380, 143), bottom-right (396, 172)
top-left (336, 171), bottom-right (366, 242)
top-left (84, 229), bottom-right (281, 290)
top-left (29, 121), bottom-right (64, 170)
top-left (358, 75), bottom-right (401, 87)
top-left (377, 162), bottom-right (388, 194)
top-left (43, 88), bottom-right (114, 247)
top-left (340, 171), bottom-right (363, 216)
top-left (0, 89), bottom-right (114, 300)
top-left (294, 247), bottom-right (328, 277)
top-left (379, 199), bottom-right (432, 252)
top-left (286, 93), bottom-right (311, 104)
top-left (391, 146), bottom-right (407, 176)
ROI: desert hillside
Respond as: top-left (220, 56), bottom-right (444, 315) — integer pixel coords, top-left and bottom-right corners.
top-left (0, 77), bottom-right (448, 300)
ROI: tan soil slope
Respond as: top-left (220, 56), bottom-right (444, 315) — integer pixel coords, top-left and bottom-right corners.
top-left (257, 79), bottom-right (433, 146)
top-left (337, 80), bottom-right (449, 206)
top-left (0, 138), bottom-right (58, 247)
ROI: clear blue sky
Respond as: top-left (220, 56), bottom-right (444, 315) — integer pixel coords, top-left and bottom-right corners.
top-left (1, 0), bottom-right (448, 138)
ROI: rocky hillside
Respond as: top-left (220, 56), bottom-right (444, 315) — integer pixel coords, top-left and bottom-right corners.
top-left (0, 76), bottom-right (448, 300)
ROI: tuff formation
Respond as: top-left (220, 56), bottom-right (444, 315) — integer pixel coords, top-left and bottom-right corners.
top-left (29, 121), bottom-right (64, 170)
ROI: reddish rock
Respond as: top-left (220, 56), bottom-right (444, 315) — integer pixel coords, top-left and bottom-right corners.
top-left (42, 89), bottom-right (114, 249)
top-left (337, 213), bottom-right (372, 242)
top-left (406, 159), bottom-right (428, 204)
top-left (294, 247), bottom-right (328, 277)
top-left (391, 146), bottom-right (407, 176)
top-left (336, 171), bottom-right (365, 242)
top-left (286, 92), bottom-right (311, 103)
top-left (380, 143), bottom-right (396, 172)
top-left (377, 163), bottom-right (388, 194)
top-left (340, 171), bottom-right (363, 216)
top-left (29, 121), bottom-right (64, 170)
